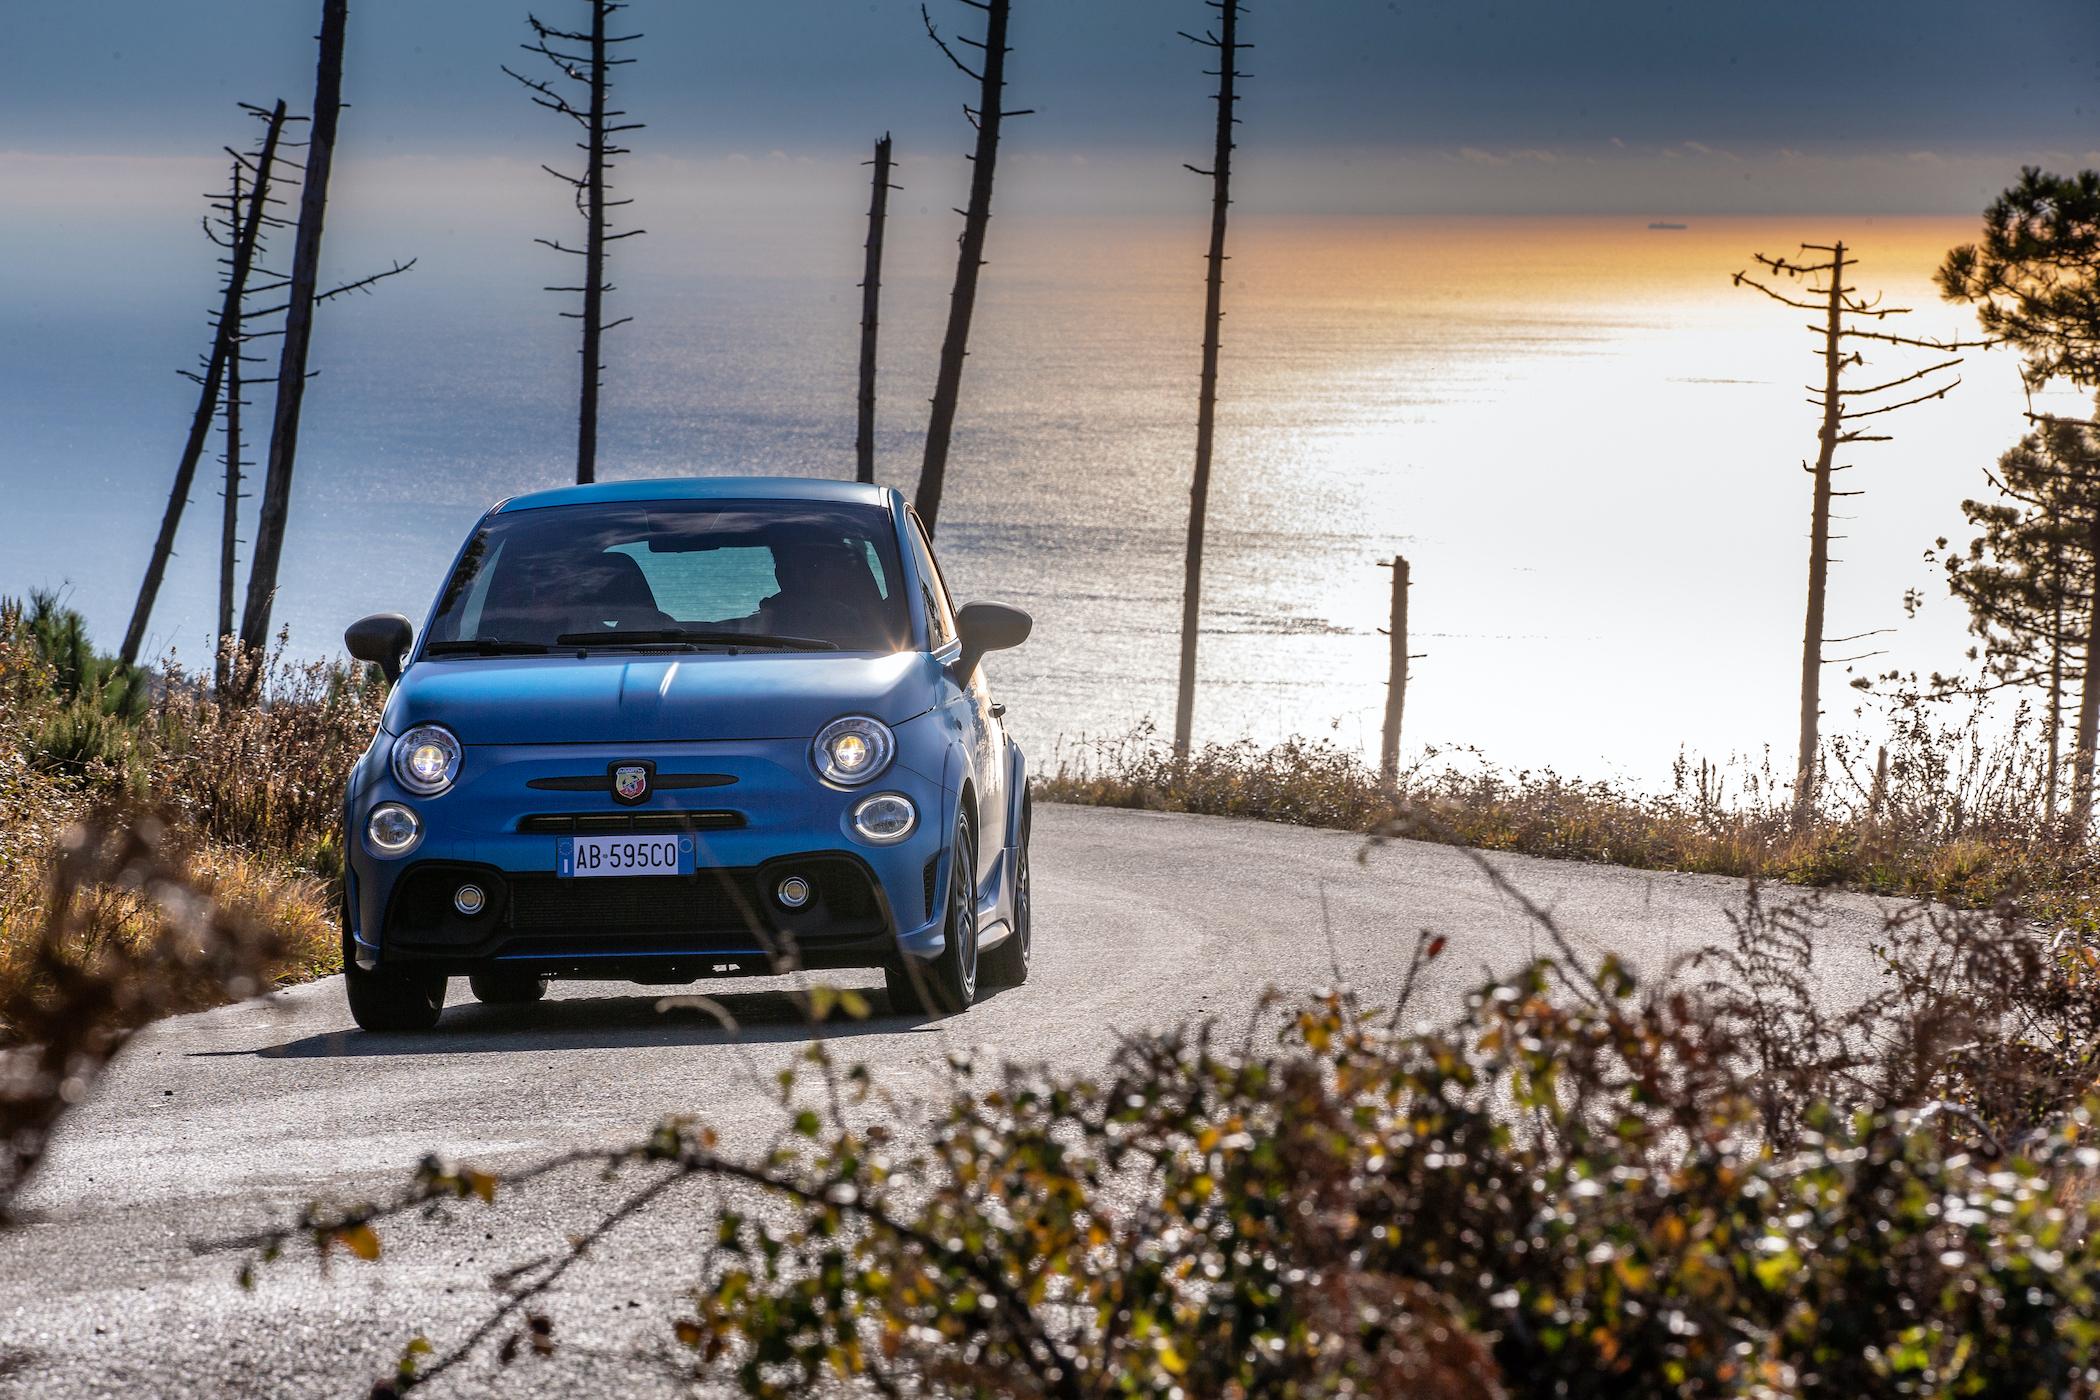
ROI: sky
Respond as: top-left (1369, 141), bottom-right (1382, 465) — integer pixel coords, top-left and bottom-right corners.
top-left (4, 0), bottom-right (2096, 217)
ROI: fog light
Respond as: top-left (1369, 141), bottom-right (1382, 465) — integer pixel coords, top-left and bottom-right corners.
top-left (366, 802), bottom-right (420, 856)
top-left (850, 793), bottom-right (918, 845)
top-left (776, 875), bottom-right (813, 909)
top-left (453, 884), bottom-right (486, 916)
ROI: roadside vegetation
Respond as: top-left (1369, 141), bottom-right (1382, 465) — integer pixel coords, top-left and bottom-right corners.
top-left (0, 593), bottom-right (372, 1039)
top-left (1039, 697), bottom-right (2100, 929)
top-left (157, 826), bottom-right (2100, 1397)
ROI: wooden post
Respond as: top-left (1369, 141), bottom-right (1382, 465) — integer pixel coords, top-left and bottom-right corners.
top-left (241, 0), bottom-right (348, 660)
top-left (1380, 556), bottom-right (1409, 784)
top-left (856, 134), bottom-right (894, 485)
top-left (120, 101), bottom-right (288, 669)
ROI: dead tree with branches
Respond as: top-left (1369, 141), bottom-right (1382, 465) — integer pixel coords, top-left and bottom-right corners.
top-left (213, 114), bottom-right (296, 687)
top-left (118, 102), bottom-right (290, 671)
top-left (857, 134), bottom-right (897, 485)
top-left (914, 0), bottom-right (1029, 534)
top-left (504, 1), bottom-right (646, 486)
top-left (1171, 0), bottom-right (1246, 757)
top-left (1733, 242), bottom-right (1977, 820)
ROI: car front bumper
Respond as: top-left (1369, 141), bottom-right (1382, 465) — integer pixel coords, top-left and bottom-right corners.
top-left (343, 735), bottom-right (952, 980)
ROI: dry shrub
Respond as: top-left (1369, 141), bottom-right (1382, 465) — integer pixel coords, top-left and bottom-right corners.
top-left (0, 808), bottom-right (288, 1212)
top-left (151, 642), bottom-right (384, 872)
top-left (0, 600), bottom-right (355, 1032)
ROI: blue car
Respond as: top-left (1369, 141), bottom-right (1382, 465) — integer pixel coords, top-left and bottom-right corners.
top-left (339, 477), bottom-right (1034, 1032)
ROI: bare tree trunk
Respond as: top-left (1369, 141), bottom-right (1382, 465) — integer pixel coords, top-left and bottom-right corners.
top-left (1380, 555), bottom-right (1409, 785)
top-left (217, 166), bottom-right (248, 692)
top-left (2047, 513), bottom-right (2065, 820)
top-left (856, 134), bottom-right (894, 486)
top-left (575, 0), bottom-right (607, 486)
top-left (914, 0), bottom-right (1018, 535)
top-left (1793, 240), bottom-right (1847, 823)
top-left (121, 102), bottom-right (288, 669)
top-left (1171, 0), bottom-right (1242, 755)
top-left (241, 2), bottom-right (347, 660)
top-left (506, 2), bottom-right (643, 490)
top-left (2070, 514), bottom-right (2100, 833)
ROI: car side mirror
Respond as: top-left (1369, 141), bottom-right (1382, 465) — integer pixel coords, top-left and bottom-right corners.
top-left (951, 602), bottom-right (1032, 683)
top-left (345, 613), bottom-right (414, 683)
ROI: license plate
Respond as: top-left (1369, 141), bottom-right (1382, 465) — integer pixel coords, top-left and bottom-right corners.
top-left (558, 834), bottom-right (695, 878)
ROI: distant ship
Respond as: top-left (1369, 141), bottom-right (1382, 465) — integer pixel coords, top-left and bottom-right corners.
top-left (1648, 221), bottom-right (1689, 230)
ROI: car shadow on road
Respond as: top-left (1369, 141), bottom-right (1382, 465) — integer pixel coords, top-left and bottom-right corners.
top-left (197, 983), bottom-right (1010, 1059)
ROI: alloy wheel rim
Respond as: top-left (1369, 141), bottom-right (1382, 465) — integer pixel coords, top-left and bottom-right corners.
top-left (955, 834), bottom-right (978, 999)
top-left (1016, 822), bottom-right (1031, 964)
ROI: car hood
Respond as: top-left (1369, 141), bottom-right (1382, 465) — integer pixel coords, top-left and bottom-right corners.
top-left (383, 650), bottom-right (939, 745)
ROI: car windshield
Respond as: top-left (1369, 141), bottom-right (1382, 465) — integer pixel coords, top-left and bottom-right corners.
top-left (424, 499), bottom-right (912, 654)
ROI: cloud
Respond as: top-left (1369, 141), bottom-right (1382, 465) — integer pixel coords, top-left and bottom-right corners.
top-left (1682, 140), bottom-right (1743, 162)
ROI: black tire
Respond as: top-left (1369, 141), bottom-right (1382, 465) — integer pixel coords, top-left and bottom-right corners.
top-left (469, 969), bottom-right (549, 1005)
top-left (344, 941), bottom-right (447, 1033)
top-left (886, 813), bottom-right (979, 1016)
top-left (979, 797), bottom-right (1031, 988)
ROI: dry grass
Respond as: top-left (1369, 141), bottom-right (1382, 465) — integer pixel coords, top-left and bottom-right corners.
top-left (0, 597), bottom-right (362, 1038)
top-left (1039, 704), bottom-right (2100, 927)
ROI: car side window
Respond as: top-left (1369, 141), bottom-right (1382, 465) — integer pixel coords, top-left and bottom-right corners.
top-left (906, 514), bottom-right (958, 650)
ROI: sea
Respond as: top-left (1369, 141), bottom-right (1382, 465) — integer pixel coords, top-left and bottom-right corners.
top-left (0, 180), bottom-right (2062, 789)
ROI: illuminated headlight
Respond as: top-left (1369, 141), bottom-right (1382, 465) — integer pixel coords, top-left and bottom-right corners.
top-left (812, 716), bottom-right (894, 786)
top-left (366, 802), bottom-right (421, 856)
top-left (850, 793), bottom-right (918, 845)
top-left (391, 724), bottom-right (461, 796)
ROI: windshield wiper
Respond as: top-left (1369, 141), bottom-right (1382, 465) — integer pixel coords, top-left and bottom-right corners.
top-left (554, 629), bottom-right (839, 652)
top-left (425, 638), bottom-right (553, 657)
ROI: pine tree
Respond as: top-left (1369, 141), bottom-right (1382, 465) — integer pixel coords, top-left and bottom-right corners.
top-left (1944, 409), bottom-right (2100, 828)
top-left (1939, 168), bottom-right (2100, 394)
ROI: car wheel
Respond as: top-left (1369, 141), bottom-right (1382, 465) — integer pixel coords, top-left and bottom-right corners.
top-left (343, 929), bottom-right (446, 1032)
top-left (469, 969), bottom-right (549, 1005)
top-left (979, 797), bottom-right (1031, 988)
top-left (886, 812), bottom-right (978, 1016)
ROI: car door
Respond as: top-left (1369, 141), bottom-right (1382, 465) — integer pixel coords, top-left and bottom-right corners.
top-left (906, 513), bottom-right (1005, 890)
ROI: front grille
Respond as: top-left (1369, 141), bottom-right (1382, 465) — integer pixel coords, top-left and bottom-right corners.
top-left (518, 811), bottom-right (744, 835)
top-left (508, 872), bottom-right (760, 934)
top-left (384, 856), bottom-right (891, 956)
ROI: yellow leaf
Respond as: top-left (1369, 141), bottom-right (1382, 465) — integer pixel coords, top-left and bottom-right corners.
top-left (1157, 1339), bottom-right (1189, 1376)
top-left (464, 1170), bottom-right (498, 1204)
top-left (335, 1224), bottom-right (381, 1262)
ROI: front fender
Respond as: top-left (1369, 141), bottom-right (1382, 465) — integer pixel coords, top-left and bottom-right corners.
top-left (1005, 735), bottom-right (1028, 850)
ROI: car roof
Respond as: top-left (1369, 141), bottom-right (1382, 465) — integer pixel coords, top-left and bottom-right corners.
top-left (493, 476), bottom-right (900, 515)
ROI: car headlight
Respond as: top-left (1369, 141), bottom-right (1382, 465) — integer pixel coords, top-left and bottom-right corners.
top-left (850, 793), bottom-right (918, 845)
top-left (366, 802), bottom-right (421, 856)
top-left (812, 715), bottom-right (894, 786)
top-left (391, 724), bottom-right (461, 796)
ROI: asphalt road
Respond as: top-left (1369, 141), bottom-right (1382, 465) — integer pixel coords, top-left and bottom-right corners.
top-left (0, 804), bottom-right (1907, 1396)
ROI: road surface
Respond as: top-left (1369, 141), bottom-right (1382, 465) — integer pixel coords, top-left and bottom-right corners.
top-left (0, 805), bottom-right (1904, 1396)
